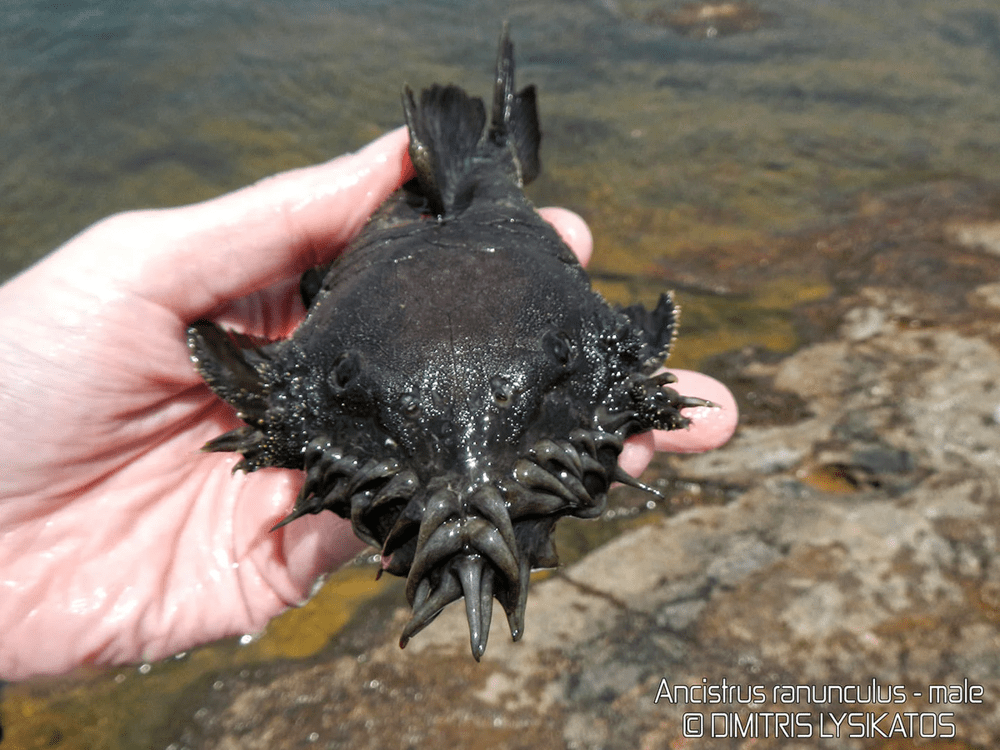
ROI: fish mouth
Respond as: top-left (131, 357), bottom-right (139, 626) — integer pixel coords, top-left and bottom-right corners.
top-left (391, 482), bottom-right (534, 661)
top-left (272, 427), bottom-right (624, 660)
top-left (387, 427), bottom-right (625, 660)
top-left (269, 367), bottom-right (712, 659)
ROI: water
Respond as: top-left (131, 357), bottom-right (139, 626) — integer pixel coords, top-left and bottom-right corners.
top-left (2, 0), bottom-right (999, 746)
top-left (3, 1), bottom-right (997, 283)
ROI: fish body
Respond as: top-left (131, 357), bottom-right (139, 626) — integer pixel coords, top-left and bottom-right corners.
top-left (188, 30), bottom-right (705, 659)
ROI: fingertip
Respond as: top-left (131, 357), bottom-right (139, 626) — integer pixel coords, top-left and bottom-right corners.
top-left (620, 431), bottom-right (655, 478)
top-left (280, 513), bottom-right (369, 595)
top-left (654, 370), bottom-right (739, 453)
top-left (538, 206), bottom-right (593, 267)
top-left (342, 125), bottom-right (413, 183)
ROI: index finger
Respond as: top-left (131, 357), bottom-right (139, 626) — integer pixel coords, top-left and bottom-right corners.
top-left (538, 206), bottom-right (593, 267)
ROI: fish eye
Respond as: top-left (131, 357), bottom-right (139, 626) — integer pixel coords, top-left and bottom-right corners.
top-left (328, 350), bottom-right (362, 393)
top-left (399, 391), bottom-right (422, 419)
top-left (490, 375), bottom-right (515, 406)
top-left (543, 329), bottom-right (576, 367)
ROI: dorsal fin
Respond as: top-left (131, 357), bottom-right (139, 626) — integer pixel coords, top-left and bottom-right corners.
top-left (402, 83), bottom-right (486, 218)
top-left (401, 25), bottom-right (542, 220)
top-left (489, 28), bottom-right (516, 144)
top-left (489, 24), bottom-right (541, 185)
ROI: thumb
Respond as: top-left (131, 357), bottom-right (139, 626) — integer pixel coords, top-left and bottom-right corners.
top-left (74, 127), bottom-right (413, 321)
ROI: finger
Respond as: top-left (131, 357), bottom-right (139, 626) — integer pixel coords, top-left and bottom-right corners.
top-left (278, 512), bottom-right (371, 595)
top-left (619, 431), bottom-right (656, 478)
top-left (107, 127), bottom-right (414, 320)
top-left (538, 207), bottom-right (593, 267)
top-left (220, 462), bottom-right (371, 624)
top-left (654, 370), bottom-right (738, 453)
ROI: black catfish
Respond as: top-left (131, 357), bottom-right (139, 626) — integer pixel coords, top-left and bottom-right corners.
top-left (188, 28), bottom-right (708, 659)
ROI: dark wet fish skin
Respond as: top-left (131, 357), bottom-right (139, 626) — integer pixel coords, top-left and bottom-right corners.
top-left (187, 28), bottom-right (706, 659)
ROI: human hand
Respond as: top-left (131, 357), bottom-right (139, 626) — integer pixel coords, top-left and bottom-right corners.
top-left (0, 127), bottom-right (736, 681)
